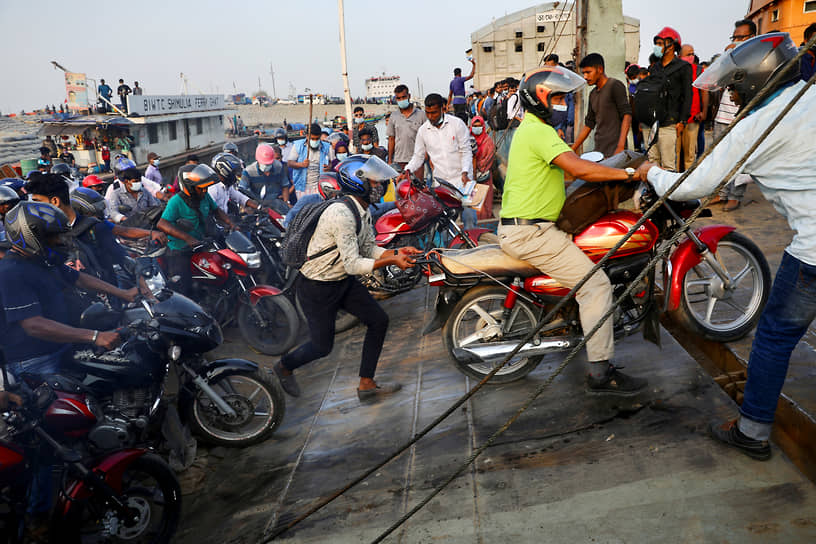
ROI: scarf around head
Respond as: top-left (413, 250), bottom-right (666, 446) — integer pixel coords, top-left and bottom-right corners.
top-left (470, 115), bottom-right (489, 147)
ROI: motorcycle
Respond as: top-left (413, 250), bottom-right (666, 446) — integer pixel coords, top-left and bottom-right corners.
top-left (0, 376), bottom-right (181, 543)
top-left (66, 257), bottom-right (287, 450)
top-left (421, 150), bottom-right (771, 383)
top-left (181, 227), bottom-right (299, 356)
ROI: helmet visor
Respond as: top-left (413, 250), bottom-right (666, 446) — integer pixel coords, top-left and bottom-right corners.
top-left (526, 66), bottom-right (587, 94)
top-left (693, 52), bottom-right (739, 91)
top-left (354, 155), bottom-right (399, 183)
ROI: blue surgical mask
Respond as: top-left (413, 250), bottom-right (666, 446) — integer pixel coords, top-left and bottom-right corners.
top-left (471, 126), bottom-right (483, 135)
top-left (309, 139), bottom-right (320, 149)
top-left (397, 99), bottom-right (410, 109)
top-left (552, 104), bottom-right (568, 112)
top-left (653, 45), bottom-right (664, 59)
top-left (336, 152), bottom-right (348, 160)
top-left (276, 138), bottom-right (286, 146)
top-left (354, 116), bottom-right (365, 124)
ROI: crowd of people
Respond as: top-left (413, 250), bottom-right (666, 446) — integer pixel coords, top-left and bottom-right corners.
top-left (96, 78), bottom-right (142, 113)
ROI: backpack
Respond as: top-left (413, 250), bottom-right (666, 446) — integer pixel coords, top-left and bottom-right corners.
top-left (632, 61), bottom-right (686, 125)
top-left (281, 196), bottom-right (362, 269)
top-left (490, 96), bottom-right (510, 130)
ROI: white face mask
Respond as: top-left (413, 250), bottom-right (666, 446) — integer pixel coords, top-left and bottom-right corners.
top-left (309, 139), bottom-right (320, 149)
top-left (276, 139), bottom-right (286, 146)
top-left (259, 162), bottom-right (273, 173)
top-left (152, 159), bottom-right (160, 167)
top-left (128, 181), bottom-right (142, 192)
top-left (471, 126), bottom-right (483, 135)
top-left (552, 104), bottom-right (568, 112)
top-left (354, 116), bottom-right (365, 124)
top-left (361, 143), bottom-right (373, 151)
top-left (336, 152), bottom-right (348, 161)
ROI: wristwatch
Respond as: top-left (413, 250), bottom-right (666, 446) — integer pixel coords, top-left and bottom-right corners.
top-left (625, 167), bottom-right (636, 182)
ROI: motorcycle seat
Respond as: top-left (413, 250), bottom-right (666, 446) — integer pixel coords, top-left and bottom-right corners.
top-left (436, 244), bottom-right (540, 278)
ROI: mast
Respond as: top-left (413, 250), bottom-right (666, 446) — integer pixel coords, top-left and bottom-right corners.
top-left (338, 0), bottom-right (354, 150)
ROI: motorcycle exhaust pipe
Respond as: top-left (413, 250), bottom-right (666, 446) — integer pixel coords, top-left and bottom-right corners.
top-left (453, 336), bottom-right (580, 364)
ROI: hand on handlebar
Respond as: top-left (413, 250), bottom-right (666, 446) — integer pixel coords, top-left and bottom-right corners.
top-left (94, 330), bottom-right (122, 351)
top-left (150, 231), bottom-right (167, 244)
top-left (391, 252), bottom-right (417, 270)
top-left (635, 161), bottom-right (658, 183)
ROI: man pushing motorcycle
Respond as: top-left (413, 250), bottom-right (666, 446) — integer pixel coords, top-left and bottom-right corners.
top-left (636, 33), bottom-right (815, 460)
top-left (274, 156), bottom-right (420, 402)
top-left (499, 66), bottom-right (649, 395)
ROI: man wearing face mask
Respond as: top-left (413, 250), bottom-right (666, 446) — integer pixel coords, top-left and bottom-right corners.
top-left (351, 106), bottom-right (379, 152)
top-left (144, 152), bottom-right (163, 185)
top-left (358, 128), bottom-right (388, 161)
top-left (273, 155), bottom-right (419, 402)
top-left (571, 53), bottom-right (632, 158)
top-left (387, 84), bottom-right (427, 173)
top-left (288, 123), bottom-right (331, 198)
top-left (105, 167), bottom-right (162, 223)
top-left (642, 26), bottom-right (692, 172)
top-left (241, 143), bottom-right (292, 209)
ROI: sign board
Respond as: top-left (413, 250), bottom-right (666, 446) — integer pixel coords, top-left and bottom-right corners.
top-left (535, 10), bottom-right (573, 24)
top-left (126, 94), bottom-right (225, 116)
top-left (65, 72), bottom-right (89, 111)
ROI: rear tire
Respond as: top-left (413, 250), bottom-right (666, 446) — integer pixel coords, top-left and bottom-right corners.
top-left (237, 294), bottom-right (299, 355)
top-left (442, 285), bottom-right (543, 383)
top-left (671, 231), bottom-right (770, 342)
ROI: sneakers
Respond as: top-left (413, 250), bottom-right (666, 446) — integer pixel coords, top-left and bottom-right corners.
top-left (357, 382), bottom-right (402, 402)
top-left (709, 419), bottom-right (771, 461)
top-left (586, 365), bottom-right (648, 396)
top-left (273, 362), bottom-right (301, 398)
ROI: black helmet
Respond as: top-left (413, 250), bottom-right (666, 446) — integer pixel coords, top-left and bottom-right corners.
top-left (222, 142), bottom-right (240, 155)
top-left (71, 187), bottom-right (107, 219)
top-left (178, 164), bottom-right (219, 197)
top-left (210, 152), bottom-right (243, 186)
top-left (518, 66), bottom-right (586, 122)
top-left (0, 185), bottom-right (20, 212)
top-left (50, 163), bottom-right (72, 176)
top-left (273, 128), bottom-right (287, 140)
top-left (4, 201), bottom-right (70, 258)
top-left (693, 32), bottom-right (800, 109)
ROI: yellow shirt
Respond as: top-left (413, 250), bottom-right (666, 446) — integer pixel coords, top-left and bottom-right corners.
top-left (500, 114), bottom-right (572, 221)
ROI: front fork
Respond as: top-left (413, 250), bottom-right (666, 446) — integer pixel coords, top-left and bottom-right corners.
top-left (666, 205), bottom-right (733, 289)
top-left (180, 362), bottom-right (237, 418)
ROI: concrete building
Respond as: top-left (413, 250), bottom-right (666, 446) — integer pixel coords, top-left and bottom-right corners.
top-left (746, 0), bottom-right (816, 43)
top-left (470, 2), bottom-right (640, 92)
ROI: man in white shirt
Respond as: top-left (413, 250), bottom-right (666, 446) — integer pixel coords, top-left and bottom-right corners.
top-left (403, 93), bottom-right (475, 227)
top-left (636, 34), bottom-right (809, 461)
top-left (209, 152), bottom-right (260, 214)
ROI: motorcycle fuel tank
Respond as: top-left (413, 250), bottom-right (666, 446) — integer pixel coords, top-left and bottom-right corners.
top-left (42, 392), bottom-right (97, 438)
top-left (396, 179), bottom-right (462, 208)
top-left (191, 251), bottom-right (229, 285)
top-left (573, 211), bottom-right (658, 262)
top-left (375, 208), bottom-right (411, 244)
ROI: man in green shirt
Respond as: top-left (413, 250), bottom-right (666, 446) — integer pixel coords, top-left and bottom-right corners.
top-left (157, 164), bottom-right (236, 296)
top-left (499, 66), bottom-right (647, 395)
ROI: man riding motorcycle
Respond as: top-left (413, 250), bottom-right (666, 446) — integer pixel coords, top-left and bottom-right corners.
top-left (636, 32), bottom-right (814, 460)
top-left (209, 151), bottom-right (261, 214)
top-left (498, 66), bottom-right (648, 395)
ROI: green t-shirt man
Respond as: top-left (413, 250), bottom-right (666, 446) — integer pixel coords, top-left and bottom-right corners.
top-left (500, 113), bottom-right (573, 221)
top-left (161, 192), bottom-right (218, 250)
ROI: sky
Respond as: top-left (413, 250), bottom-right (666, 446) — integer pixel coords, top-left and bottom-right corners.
top-left (0, 0), bottom-right (748, 113)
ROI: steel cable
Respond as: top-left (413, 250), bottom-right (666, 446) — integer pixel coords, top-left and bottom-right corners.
top-left (265, 37), bottom-right (816, 542)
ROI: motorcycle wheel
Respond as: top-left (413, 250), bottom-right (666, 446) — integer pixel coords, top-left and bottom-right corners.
top-left (188, 369), bottom-right (286, 447)
top-left (237, 294), bottom-right (299, 355)
top-left (672, 231), bottom-right (771, 342)
top-left (54, 454), bottom-right (181, 544)
top-left (442, 285), bottom-right (543, 383)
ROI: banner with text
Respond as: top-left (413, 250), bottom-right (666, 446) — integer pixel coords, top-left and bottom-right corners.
top-left (127, 94), bottom-right (226, 116)
top-left (536, 10), bottom-right (573, 24)
top-left (65, 72), bottom-right (89, 111)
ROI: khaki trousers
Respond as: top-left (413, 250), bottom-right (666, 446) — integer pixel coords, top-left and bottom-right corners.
top-left (648, 125), bottom-right (679, 172)
top-left (498, 222), bottom-right (614, 362)
top-left (681, 121), bottom-right (699, 171)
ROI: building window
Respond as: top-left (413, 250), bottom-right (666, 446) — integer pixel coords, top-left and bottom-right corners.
top-left (537, 42), bottom-right (547, 52)
top-left (805, 0), bottom-right (816, 13)
top-left (771, 9), bottom-right (779, 21)
top-left (147, 124), bottom-right (158, 144)
top-left (482, 45), bottom-right (493, 52)
top-left (168, 121), bottom-right (177, 141)
top-left (515, 31), bottom-right (523, 38)
top-left (515, 43), bottom-right (523, 52)
top-left (195, 118), bottom-right (203, 134)
top-left (537, 25), bottom-right (546, 33)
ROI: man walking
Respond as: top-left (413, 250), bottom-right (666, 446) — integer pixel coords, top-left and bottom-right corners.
top-left (387, 85), bottom-right (426, 175)
top-left (273, 158), bottom-right (418, 401)
top-left (448, 58), bottom-right (476, 124)
top-left (571, 53), bottom-right (632, 158)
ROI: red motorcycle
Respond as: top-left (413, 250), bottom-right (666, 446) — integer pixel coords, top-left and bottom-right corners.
top-left (0, 375), bottom-right (181, 543)
top-left (182, 229), bottom-right (299, 355)
top-left (422, 151), bottom-right (771, 383)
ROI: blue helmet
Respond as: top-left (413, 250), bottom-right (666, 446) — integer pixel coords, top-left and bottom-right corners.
top-left (113, 155), bottom-right (136, 177)
top-left (337, 155), bottom-right (398, 197)
top-left (1, 177), bottom-right (26, 196)
top-left (4, 201), bottom-right (70, 258)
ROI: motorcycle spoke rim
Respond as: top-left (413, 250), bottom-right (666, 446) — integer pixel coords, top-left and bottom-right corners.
top-left (195, 375), bottom-right (275, 441)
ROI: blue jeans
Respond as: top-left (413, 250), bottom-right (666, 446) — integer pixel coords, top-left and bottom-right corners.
top-left (741, 251), bottom-right (816, 425)
top-left (462, 208), bottom-right (477, 230)
top-left (6, 347), bottom-right (67, 383)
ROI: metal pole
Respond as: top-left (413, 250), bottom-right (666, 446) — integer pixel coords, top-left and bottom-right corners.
top-left (573, 0), bottom-right (589, 151)
top-left (338, 0), bottom-right (355, 150)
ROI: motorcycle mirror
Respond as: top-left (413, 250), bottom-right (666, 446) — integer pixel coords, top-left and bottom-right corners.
top-left (579, 151), bottom-right (605, 163)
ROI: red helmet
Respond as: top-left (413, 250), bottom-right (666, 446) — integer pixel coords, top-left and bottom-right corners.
top-left (82, 174), bottom-right (105, 188)
top-left (654, 26), bottom-right (681, 47)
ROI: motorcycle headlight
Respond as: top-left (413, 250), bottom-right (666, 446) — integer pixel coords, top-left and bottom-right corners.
top-left (239, 251), bottom-right (262, 269)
